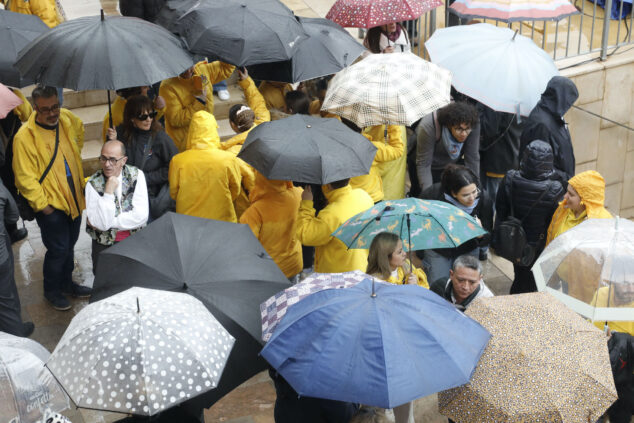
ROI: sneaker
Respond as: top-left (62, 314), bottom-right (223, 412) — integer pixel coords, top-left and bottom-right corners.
top-left (217, 89), bottom-right (230, 101)
top-left (20, 322), bottom-right (35, 337)
top-left (10, 227), bottom-right (28, 243)
top-left (479, 250), bottom-right (488, 261)
top-left (45, 293), bottom-right (71, 311)
top-left (62, 283), bottom-right (92, 299)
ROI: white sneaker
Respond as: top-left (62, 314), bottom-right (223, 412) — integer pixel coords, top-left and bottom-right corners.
top-left (217, 89), bottom-right (230, 101)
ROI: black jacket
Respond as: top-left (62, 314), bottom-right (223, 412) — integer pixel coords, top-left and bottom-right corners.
top-left (119, 0), bottom-right (166, 22)
top-left (116, 126), bottom-right (178, 197)
top-left (478, 103), bottom-right (524, 175)
top-left (520, 76), bottom-right (578, 181)
top-left (495, 140), bottom-right (565, 249)
top-left (420, 183), bottom-right (493, 258)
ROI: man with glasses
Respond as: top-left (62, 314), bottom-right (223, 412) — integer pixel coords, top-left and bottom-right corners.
top-left (13, 86), bottom-right (89, 310)
top-left (85, 140), bottom-right (148, 274)
top-left (430, 254), bottom-right (493, 311)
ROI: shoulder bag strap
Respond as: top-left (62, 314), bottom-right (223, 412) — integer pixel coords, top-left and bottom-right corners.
top-left (39, 125), bottom-right (60, 184)
top-left (519, 185), bottom-right (550, 224)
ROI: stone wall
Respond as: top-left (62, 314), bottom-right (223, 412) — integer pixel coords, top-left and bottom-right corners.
top-left (559, 49), bottom-right (634, 219)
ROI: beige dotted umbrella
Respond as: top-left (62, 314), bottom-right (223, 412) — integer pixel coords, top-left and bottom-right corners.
top-left (438, 292), bottom-right (617, 422)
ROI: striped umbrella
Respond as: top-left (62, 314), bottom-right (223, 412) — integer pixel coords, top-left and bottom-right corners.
top-left (449, 0), bottom-right (579, 21)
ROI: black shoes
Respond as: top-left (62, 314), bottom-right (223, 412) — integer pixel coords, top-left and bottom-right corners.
top-left (62, 283), bottom-right (92, 299)
top-left (21, 322), bottom-right (35, 337)
top-left (479, 250), bottom-right (488, 261)
top-left (45, 292), bottom-right (72, 311)
top-left (10, 227), bottom-right (28, 243)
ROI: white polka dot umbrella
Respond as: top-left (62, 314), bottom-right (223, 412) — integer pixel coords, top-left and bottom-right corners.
top-left (46, 287), bottom-right (235, 416)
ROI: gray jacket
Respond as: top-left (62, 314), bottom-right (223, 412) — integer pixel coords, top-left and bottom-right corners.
top-left (0, 179), bottom-right (19, 263)
top-left (415, 112), bottom-right (480, 191)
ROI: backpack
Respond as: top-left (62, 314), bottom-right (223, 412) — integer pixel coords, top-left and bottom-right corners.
top-left (492, 181), bottom-right (548, 267)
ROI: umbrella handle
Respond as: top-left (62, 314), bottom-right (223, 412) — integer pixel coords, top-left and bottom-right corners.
top-left (107, 90), bottom-right (113, 129)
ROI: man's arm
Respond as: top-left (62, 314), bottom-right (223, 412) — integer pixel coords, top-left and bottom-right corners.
top-left (112, 171), bottom-right (149, 230)
top-left (295, 196), bottom-right (335, 247)
top-left (85, 182), bottom-right (116, 231)
top-left (371, 125), bottom-right (405, 163)
top-left (159, 82), bottom-right (204, 129)
top-left (12, 132), bottom-right (49, 212)
top-left (415, 121), bottom-right (435, 191)
top-left (462, 122), bottom-right (480, 178)
top-left (239, 205), bottom-right (263, 239)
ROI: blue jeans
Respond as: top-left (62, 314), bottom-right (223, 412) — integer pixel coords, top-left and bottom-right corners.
top-left (35, 209), bottom-right (81, 296)
top-left (213, 80), bottom-right (227, 91)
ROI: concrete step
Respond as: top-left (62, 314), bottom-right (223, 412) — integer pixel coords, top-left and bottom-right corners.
top-left (81, 139), bottom-right (102, 177)
top-left (212, 83), bottom-right (246, 121)
top-left (72, 104), bottom-right (109, 142)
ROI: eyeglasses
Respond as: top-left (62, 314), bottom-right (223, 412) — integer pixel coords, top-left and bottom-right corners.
top-left (452, 126), bottom-right (472, 135)
top-left (99, 155), bottom-right (126, 165)
top-left (136, 111), bottom-right (158, 121)
top-left (36, 104), bottom-right (60, 115)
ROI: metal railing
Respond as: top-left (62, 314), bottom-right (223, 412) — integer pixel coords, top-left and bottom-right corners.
top-left (407, 0), bottom-right (633, 62)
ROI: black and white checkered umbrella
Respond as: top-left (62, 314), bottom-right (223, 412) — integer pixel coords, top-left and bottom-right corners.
top-left (322, 52), bottom-right (452, 127)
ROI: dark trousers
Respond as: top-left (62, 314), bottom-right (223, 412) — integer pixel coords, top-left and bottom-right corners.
top-left (0, 235), bottom-right (25, 335)
top-left (510, 265), bottom-right (537, 294)
top-left (35, 209), bottom-right (81, 296)
top-left (607, 398), bottom-right (633, 423)
top-left (91, 240), bottom-right (110, 275)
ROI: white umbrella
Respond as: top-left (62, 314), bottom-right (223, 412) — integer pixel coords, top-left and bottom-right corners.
top-left (321, 52), bottom-right (452, 127)
top-left (533, 217), bottom-right (634, 323)
top-left (0, 332), bottom-right (70, 423)
top-left (46, 287), bottom-right (235, 416)
top-left (425, 23), bottom-right (559, 117)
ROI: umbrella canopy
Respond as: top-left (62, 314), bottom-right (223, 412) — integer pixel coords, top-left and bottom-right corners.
top-left (321, 53), bottom-right (452, 127)
top-left (438, 293), bottom-right (617, 422)
top-left (90, 212), bottom-right (290, 411)
top-left (246, 17), bottom-right (365, 83)
top-left (425, 23), bottom-right (559, 117)
top-left (533, 217), bottom-right (634, 323)
top-left (166, 0), bottom-right (308, 67)
top-left (0, 9), bottom-right (49, 88)
top-left (333, 198), bottom-right (487, 252)
top-left (449, 0), bottom-right (579, 21)
top-left (48, 287), bottom-right (235, 416)
top-left (261, 270), bottom-right (369, 342)
top-left (15, 11), bottom-right (194, 90)
top-left (0, 83), bottom-right (23, 119)
top-left (262, 279), bottom-right (491, 409)
top-left (0, 332), bottom-right (70, 423)
top-left (326, 0), bottom-right (443, 28)
top-left (238, 114), bottom-right (377, 185)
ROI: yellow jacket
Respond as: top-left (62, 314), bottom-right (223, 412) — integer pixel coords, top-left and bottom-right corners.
top-left (11, 89), bottom-right (32, 121)
top-left (591, 287), bottom-right (633, 335)
top-left (240, 172), bottom-right (302, 277)
top-left (296, 184), bottom-right (373, 273)
top-left (221, 77), bottom-right (270, 155)
top-left (168, 111), bottom-right (242, 222)
top-left (13, 109), bottom-right (85, 218)
top-left (367, 125), bottom-right (407, 200)
top-left (258, 81), bottom-right (292, 111)
top-left (546, 170), bottom-right (612, 245)
top-left (159, 61), bottom-right (235, 151)
top-left (6, 0), bottom-right (61, 27)
top-left (373, 260), bottom-right (429, 288)
top-left (350, 125), bottom-right (404, 202)
top-left (101, 96), bottom-right (166, 141)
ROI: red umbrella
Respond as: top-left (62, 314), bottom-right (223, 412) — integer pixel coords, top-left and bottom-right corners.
top-left (0, 83), bottom-right (22, 119)
top-left (326, 0), bottom-right (443, 28)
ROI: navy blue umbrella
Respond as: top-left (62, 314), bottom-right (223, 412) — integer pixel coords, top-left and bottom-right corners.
top-left (261, 279), bottom-right (491, 408)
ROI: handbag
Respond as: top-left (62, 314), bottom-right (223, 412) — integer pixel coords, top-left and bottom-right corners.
top-left (492, 182), bottom-right (549, 266)
top-left (140, 134), bottom-right (175, 219)
top-left (16, 126), bottom-right (59, 221)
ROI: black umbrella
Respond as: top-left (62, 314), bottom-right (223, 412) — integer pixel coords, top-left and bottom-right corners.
top-left (238, 114), bottom-right (377, 185)
top-left (0, 9), bottom-right (49, 88)
top-left (247, 17), bottom-right (365, 83)
top-left (15, 10), bottom-right (194, 126)
top-left (167, 0), bottom-right (309, 66)
top-left (90, 212), bottom-right (290, 412)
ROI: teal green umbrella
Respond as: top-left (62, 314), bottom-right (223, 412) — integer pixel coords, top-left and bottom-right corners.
top-left (332, 198), bottom-right (487, 252)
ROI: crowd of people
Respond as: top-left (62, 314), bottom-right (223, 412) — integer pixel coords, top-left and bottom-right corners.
top-left (0, 1), bottom-right (632, 423)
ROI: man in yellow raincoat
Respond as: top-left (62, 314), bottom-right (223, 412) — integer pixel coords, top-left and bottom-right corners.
top-left (240, 172), bottom-right (303, 280)
top-left (168, 111), bottom-right (243, 222)
top-left (4, 0), bottom-right (61, 28)
top-left (159, 60), bottom-right (235, 151)
top-left (13, 86), bottom-right (91, 311)
top-left (296, 179), bottom-right (373, 273)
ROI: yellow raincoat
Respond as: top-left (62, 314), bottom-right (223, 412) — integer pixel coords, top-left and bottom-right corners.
top-left (13, 109), bottom-right (85, 218)
top-left (10, 89), bottom-right (32, 121)
top-left (221, 77), bottom-right (270, 155)
top-left (591, 287), bottom-right (634, 335)
top-left (100, 96), bottom-right (165, 141)
top-left (240, 172), bottom-right (303, 278)
top-left (373, 260), bottom-right (429, 288)
top-left (258, 81), bottom-right (292, 111)
top-left (296, 184), bottom-right (373, 273)
top-left (350, 125), bottom-right (404, 202)
top-left (159, 61), bottom-right (235, 151)
top-left (5, 0), bottom-right (61, 27)
top-left (168, 111), bottom-right (242, 222)
top-left (546, 170), bottom-right (612, 245)
top-left (365, 125), bottom-right (408, 200)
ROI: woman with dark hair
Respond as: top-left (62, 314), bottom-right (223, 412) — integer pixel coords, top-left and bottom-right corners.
top-left (419, 164), bottom-right (493, 284)
top-left (363, 22), bottom-right (411, 54)
top-left (415, 101), bottom-right (480, 191)
top-left (107, 95), bottom-right (178, 220)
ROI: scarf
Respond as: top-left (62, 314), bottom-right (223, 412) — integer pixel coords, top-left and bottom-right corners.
top-left (384, 24), bottom-right (402, 42)
top-left (443, 192), bottom-right (479, 215)
top-left (441, 126), bottom-right (464, 161)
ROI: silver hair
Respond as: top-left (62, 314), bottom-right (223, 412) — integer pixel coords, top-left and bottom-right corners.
top-left (452, 254), bottom-right (482, 275)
